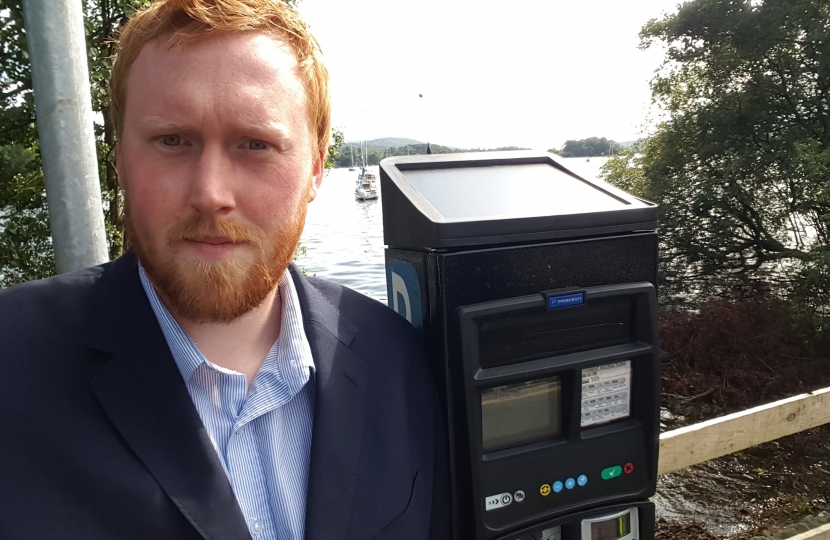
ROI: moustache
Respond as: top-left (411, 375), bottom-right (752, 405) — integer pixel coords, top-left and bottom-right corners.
top-left (167, 218), bottom-right (264, 248)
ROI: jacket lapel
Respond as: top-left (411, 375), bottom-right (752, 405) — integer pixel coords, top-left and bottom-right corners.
top-left (85, 252), bottom-right (250, 540)
top-left (289, 266), bottom-right (367, 540)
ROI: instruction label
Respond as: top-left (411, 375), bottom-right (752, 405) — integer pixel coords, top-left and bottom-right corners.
top-left (581, 360), bottom-right (632, 427)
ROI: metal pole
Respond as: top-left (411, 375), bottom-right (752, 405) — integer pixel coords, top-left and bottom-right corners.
top-left (22, 0), bottom-right (109, 273)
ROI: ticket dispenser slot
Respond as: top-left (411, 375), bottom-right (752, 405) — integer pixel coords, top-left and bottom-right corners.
top-left (580, 507), bottom-right (639, 540)
top-left (459, 283), bottom-right (659, 538)
top-left (493, 502), bottom-right (654, 540)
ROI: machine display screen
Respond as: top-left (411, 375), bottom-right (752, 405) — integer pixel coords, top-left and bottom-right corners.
top-left (588, 513), bottom-right (631, 539)
top-left (481, 377), bottom-right (562, 452)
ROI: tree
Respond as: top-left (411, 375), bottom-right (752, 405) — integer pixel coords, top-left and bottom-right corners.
top-left (1, 3), bottom-right (59, 284)
top-left (0, 0), bottom-right (335, 288)
top-left (598, 143), bottom-right (647, 199)
top-left (550, 137), bottom-right (622, 158)
top-left (602, 0), bottom-right (830, 304)
top-left (0, 0), bottom-right (148, 287)
top-left (326, 128), bottom-right (345, 169)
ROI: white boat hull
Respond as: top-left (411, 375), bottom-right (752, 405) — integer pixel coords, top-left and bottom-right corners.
top-left (355, 189), bottom-right (378, 200)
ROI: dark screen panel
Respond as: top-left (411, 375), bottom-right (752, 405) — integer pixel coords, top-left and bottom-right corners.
top-left (481, 377), bottom-right (562, 452)
top-left (478, 297), bottom-right (635, 368)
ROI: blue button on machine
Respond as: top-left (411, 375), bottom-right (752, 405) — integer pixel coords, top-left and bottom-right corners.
top-left (552, 481), bottom-right (564, 493)
top-left (577, 474), bottom-right (588, 487)
top-left (565, 478), bottom-right (575, 490)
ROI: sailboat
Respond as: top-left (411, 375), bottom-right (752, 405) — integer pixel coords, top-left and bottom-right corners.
top-left (354, 141), bottom-right (378, 201)
top-left (354, 167), bottom-right (378, 201)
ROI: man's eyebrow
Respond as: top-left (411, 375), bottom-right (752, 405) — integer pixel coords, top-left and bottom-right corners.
top-left (136, 117), bottom-right (292, 139)
top-left (239, 120), bottom-right (292, 139)
top-left (137, 117), bottom-right (192, 132)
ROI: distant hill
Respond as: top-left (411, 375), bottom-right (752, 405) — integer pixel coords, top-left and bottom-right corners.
top-left (333, 138), bottom-right (531, 167)
top-left (465, 146), bottom-right (531, 152)
top-left (345, 138), bottom-right (423, 152)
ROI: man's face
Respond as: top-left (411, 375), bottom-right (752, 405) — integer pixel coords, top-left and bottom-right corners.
top-left (117, 32), bottom-right (323, 323)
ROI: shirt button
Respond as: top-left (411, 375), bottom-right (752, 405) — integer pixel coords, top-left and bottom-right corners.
top-left (250, 519), bottom-right (263, 535)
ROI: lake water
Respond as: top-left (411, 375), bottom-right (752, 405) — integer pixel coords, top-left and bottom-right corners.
top-left (298, 156), bottom-right (611, 305)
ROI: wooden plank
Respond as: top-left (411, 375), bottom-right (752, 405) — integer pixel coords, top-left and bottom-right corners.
top-left (789, 523), bottom-right (830, 540)
top-left (658, 386), bottom-right (830, 475)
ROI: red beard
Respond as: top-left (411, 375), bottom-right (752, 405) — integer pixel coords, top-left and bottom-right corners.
top-left (127, 203), bottom-right (307, 324)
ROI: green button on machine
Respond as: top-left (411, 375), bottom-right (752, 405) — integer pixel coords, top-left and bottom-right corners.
top-left (601, 466), bottom-right (623, 480)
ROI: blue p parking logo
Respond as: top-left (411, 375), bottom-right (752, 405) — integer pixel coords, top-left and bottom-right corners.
top-left (385, 262), bottom-right (423, 331)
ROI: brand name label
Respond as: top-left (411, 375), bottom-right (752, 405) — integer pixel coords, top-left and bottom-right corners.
top-left (547, 292), bottom-right (585, 309)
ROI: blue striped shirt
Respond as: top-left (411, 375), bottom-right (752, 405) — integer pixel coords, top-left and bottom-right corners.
top-left (138, 265), bottom-right (315, 540)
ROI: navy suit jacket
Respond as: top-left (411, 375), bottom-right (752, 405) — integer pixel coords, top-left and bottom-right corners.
top-left (0, 252), bottom-right (449, 540)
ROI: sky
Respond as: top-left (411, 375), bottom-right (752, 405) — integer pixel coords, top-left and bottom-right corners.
top-left (298, 0), bottom-right (682, 151)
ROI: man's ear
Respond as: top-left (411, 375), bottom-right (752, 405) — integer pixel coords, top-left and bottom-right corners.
top-left (308, 150), bottom-right (325, 202)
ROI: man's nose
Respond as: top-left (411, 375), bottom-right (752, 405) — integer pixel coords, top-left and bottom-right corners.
top-left (188, 145), bottom-right (236, 215)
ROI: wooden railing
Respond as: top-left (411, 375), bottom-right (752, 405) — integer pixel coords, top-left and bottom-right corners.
top-left (657, 386), bottom-right (830, 538)
top-left (790, 524), bottom-right (830, 540)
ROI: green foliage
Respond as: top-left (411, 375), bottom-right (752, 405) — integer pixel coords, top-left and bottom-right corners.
top-left (602, 0), bottom-right (830, 306)
top-left (0, 2), bottom-right (53, 286)
top-left (599, 143), bottom-right (648, 199)
top-left (0, 0), bottom-right (148, 287)
top-left (325, 128), bottom-right (345, 169)
top-left (550, 137), bottom-right (622, 158)
top-left (0, 142), bottom-right (55, 283)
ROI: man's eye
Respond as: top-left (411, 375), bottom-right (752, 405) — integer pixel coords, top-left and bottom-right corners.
top-left (247, 140), bottom-right (268, 150)
top-left (161, 135), bottom-right (181, 146)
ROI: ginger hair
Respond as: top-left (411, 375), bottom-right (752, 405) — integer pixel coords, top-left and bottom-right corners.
top-left (110, 0), bottom-right (331, 161)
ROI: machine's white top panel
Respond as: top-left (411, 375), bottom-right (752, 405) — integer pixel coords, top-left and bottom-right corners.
top-left (401, 163), bottom-right (641, 221)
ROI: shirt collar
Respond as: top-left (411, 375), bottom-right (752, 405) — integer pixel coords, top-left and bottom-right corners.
top-left (138, 263), bottom-right (315, 386)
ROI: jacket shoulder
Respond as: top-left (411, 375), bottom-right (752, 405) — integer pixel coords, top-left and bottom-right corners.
top-left (0, 263), bottom-right (109, 340)
top-left (305, 275), bottom-right (420, 345)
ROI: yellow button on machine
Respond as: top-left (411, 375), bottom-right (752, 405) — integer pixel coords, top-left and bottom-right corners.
top-left (539, 483), bottom-right (551, 496)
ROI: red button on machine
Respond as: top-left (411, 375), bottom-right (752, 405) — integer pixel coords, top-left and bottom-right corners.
top-left (624, 462), bottom-right (634, 474)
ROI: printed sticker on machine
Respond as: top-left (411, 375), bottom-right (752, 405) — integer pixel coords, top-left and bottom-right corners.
top-left (581, 361), bottom-right (632, 427)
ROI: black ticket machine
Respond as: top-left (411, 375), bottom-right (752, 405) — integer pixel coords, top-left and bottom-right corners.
top-left (380, 152), bottom-right (660, 540)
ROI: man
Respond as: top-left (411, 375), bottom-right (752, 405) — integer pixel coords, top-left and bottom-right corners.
top-left (0, 1), bottom-right (448, 539)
